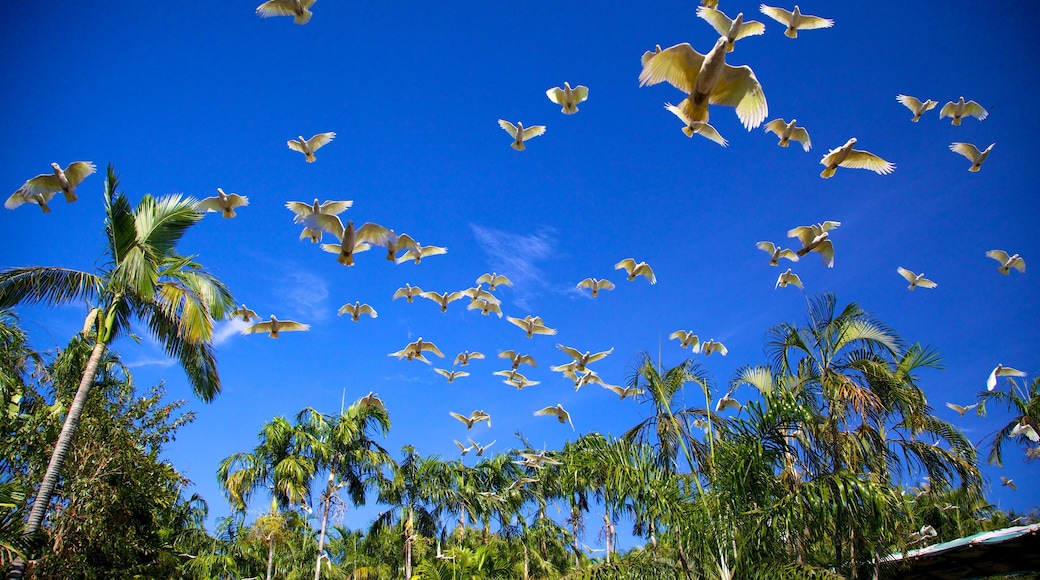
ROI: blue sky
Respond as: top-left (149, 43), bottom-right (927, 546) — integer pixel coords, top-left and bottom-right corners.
top-left (2, 0), bottom-right (1038, 543)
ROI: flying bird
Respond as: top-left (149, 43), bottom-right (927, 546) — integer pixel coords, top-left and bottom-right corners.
top-left (287, 132), bottom-right (335, 162)
top-left (232, 305), bottom-right (261, 323)
top-left (701, 339), bottom-right (728, 356)
top-left (1010, 418), bottom-right (1040, 443)
top-left (393, 284), bottom-right (424, 303)
top-left (987, 364), bottom-right (1026, 391)
top-left (241, 315), bottom-right (310, 338)
top-left (819, 138), bottom-right (894, 178)
top-left (639, 38), bottom-right (768, 131)
top-left (404, 337), bottom-right (445, 359)
top-left (897, 267), bottom-right (937, 291)
top-left (950, 142), bottom-right (994, 172)
top-left (601, 383), bottom-right (646, 400)
top-left (945, 402), bottom-right (977, 416)
top-left (505, 477), bottom-right (540, 490)
top-left (450, 410), bottom-right (491, 429)
top-left (759, 4), bottom-right (833, 38)
top-left (577, 278), bottom-right (616, 297)
top-left (757, 241), bottom-right (800, 266)
top-left (1000, 476), bottom-right (1016, 491)
top-left (939, 97), bottom-right (988, 126)
top-left (467, 298), bottom-right (503, 317)
top-left (696, 6), bottom-right (766, 52)
top-left (337, 301), bottom-right (377, 321)
top-left (663, 103), bottom-right (728, 145)
top-left (788, 221), bottom-right (841, 268)
top-left (556, 344), bottom-right (613, 372)
top-left (286, 199), bottom-right (353, 240)
top-left (321, 220), bottom-right (395, 266)
top-left (385, 232), bottom-right (419, 261)
top-left (454, 440), bottom-right (474, 457)
top-left (256, 0), bottom-right (315, 24)
top-left (763, 118), bottom-right (811, 151)
top-left (507, 315), bottom-right (557, 338)
top-left (615, 258), bottom-right (657, 284)
top-left (469, 439), bottom-right (496, 456)
top-left (12, 161), bottom-right (96, 204)
top-left (495, 370), bottom-right (540, 390)
top-left (546, 82), bottom-right (589, 114)
top-left (435, 368), bottom-right (470, 383)
top-left (196, 188), bottom-right (248, 218)
top-left (515, 451), bottom-right (562, 468)
top-left (5, 188), bottom-right (58, 213)
top-left (986, 250), bottom-right (1025, 275)
top-left (670, 330), bottom-right (700, 351)
top-left (716, 392), bottom-right (742, 412)
top-left (396, 243), bottom-right (448, 264)
top-left (453, 351), bottom-right (485, 366)
top-left (498, 120), bottom-right (546, 151)
top-left (420, 291), bottom-right (465, 312)
top-left (462, 285), bottom-right (500, 304)
top-left (775, 268), bottom-right (803, 289)
top-left (535, 404), bottom-right (574, 430)
top-left (499, 350), bottom-right (537, 370)
top-left (476, 272), bottom-right (512, 291)
top-left (896, 94), bottom-right (938, 122)
top-left (359, 392), bottom-right (385, 412)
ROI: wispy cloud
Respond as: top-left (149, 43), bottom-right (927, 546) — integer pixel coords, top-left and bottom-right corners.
top-left (470, 224), bottom-right (558, 309)
top-left (125, 356), bottom-right (177, 369)
top-left (277, 268), bottom-right (331, 322)
top-left (212, 318), bottom-right (250, 346)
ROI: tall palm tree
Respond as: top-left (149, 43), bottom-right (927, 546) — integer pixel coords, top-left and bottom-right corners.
top-left (296, 398), bottom-right (392, 580)
top-left (0, 167), bottom-right (234, 578)
top-left (979, 375), bottom-right (1040, 465)
top-left (372, 446), bottom-right (443, 579)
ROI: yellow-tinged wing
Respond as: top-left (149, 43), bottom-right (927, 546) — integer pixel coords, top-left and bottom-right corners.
top-left (306, 132), bottom-right (335, 151)
top-left (962, 101), bottom-right (988, 120)
top-left (696, 6), bottom-right (734, 36)
top-left (638, 43), bottom-right (704, 93)
top-left (789, 127), bottom-right (811, 151)
top-left (20, 173), bottom-right (62, 196)
top-left (759, 5), bottom-right (793, 25)
top-left (897, 267), bottom-right (916, 283)
top-left (710, 64), bottom-right (767, 130)
top-left (839, 149), bottom-right (895, 174)
top-left (498, 119), bottom-right (518, 138)
top-left (520, 125), bottom-right (546, 141)
top-left (950, 142), bottom-right (981, 162)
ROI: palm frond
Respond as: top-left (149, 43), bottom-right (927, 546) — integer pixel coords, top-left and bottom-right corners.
top-left (0, 267), bottom-right (103, 308)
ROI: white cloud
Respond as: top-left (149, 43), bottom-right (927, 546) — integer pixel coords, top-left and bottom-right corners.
top-left (212, 318), bottom-right (250, 346)
top-left (125, 356), bottom-right (177, 369)
top-left (470, 224), bottom-right (558, 309)
top-left (278, 268), bottom-right (331, 322)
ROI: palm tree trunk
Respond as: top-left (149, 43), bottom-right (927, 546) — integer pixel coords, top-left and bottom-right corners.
top-left (313, 473), bottom-right (335, 580)
top-left (8, 340), bottom-right (107, 580)
top-left (404, 509), bottom-right (413, 580)
top-left (266, 533), bottom-right (275, 580)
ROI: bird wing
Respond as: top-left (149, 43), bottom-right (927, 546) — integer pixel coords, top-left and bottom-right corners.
top-left (276, 321), bottom-right (310, 332)
top-left (896, 94), bottom-right (922, 113)
top-left (306, 132), bottom-right (335, 151)
top-left (897, 267), bottom-right (916, 283)
top-left (518, 354), bottom-right (537, 367)
top-left (285, 200), bottom-right (312, 216)
top-left (19, 173), bottom-right (62, 196)
top-left (256, 0), bottom-right (296, 18)
top-left (695, 6), bottom-right (734, 36)
top-left (534, 406), bottom-right (559, 417)
top-left (945, 402), bottom-right (965, 414)
top-left (669, 330), bottom-right (689, 341)
top-left (546, 87), bottom-right (564, 105)
top-left (778, 249), bottom-right (799, 262)
top-left (223, 194), bottom-right (248, 208)
top-left (950, 142), bottom-right (981, 162)
top-left (758, 5), bottom-right (792, 25)
top-left (355, 222), bottom-right (395, 247)
top-left (476, 273), bottom-right (495, 285)
top-left (789, 127), bottom-right (811, 151)
top-left (839, 149), bottom-right (895, 174)
top-left (796, 14), bottom-right (834, 30)
top-left (762, 119), bottom-right (786, 138)
top-left (638, 42), bottom-right (704, 93)
top-left (492, 274), bottom-right (513, 286)
top-left (63, 162), bottom-right (97, 186)
top-left (421, 342), bottom-right (445, 358)
top-left (558, 344), bottom-right (583, 361)
top-left (572, 85), bottom-right (589, 103)
top-left (635, 263), bottom-right (657, 284)
top-left (816, 240), bottom-right (835, 268)
top-left (586, 347), bottom-right (614, 364)
top-left (938, 101), bottom-right (956, 119)
top-left (449, 412), bottom-right (470, 425)
top-left (196, 197), bottom-right (226, 212)
top-left (506, 316), bottom-right (527, 330)
top-left (499, 350), bottom-right (516, 360)
top-left (710, 65), bottom-right (768, 130)
top-left (985, 249), bottom-right (1011, 265)
top-left (469, 352), bottom-right (484, 360)
top-left (757, 241), bottom-right (778, 254)
top-left (596, 280), bottom-right (615, 291)
top-left (532, 324), bottom-right (557, 336)
top-left (787, 273), bottom-right (803, 289)
top-left (520, 125), bottom-right (546, 140)
top-left (996, 366), bottom-right (1027, 378)
top-left (694, 122), bottom-right (728, 147)
top-left (359, 304), bottom-right (377, 317)
top-left (337, 303), bottom-right (357, 316)
top-left (963, 101), bottom-right (988, 120)
top-left (436, 368), bottom-right (451, 379)
top-left (614, 258), bottom-right (637, 274)
top-left (287, 138), bottom-right (307, 153)
top-left (735, 19), bottom-right (767, 40)
top-left (318, 200), bottom-right (353, 215)
top-left (242, 321), bottom-right (273, 335)
top-left (820, 221), bottom-right (841, 232)
top-left (916, 278), bottom-right (937, 289)
top-left (419, 245), bottom-right (448, 258)
top-left (303, 213), bottom-right (345, 235)
top-left (786, 225), bottom-right (814, 245)
top-left (498, 119), bottom-right (518, 138)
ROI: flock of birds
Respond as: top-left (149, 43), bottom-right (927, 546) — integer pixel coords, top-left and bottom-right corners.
top-left (6, 1), bottom-right (1033, 482)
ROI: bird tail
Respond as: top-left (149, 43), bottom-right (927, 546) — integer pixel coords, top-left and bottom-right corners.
top-left (223, 209), bottom-right (235, 218)
top-left (682, 125), bottom-right (695, 138)
top-left (512, 141), bottom-right (525, 151)
top-left (725, 41), bottom-right (735, 53)
top-left (338, 254), bottom-right (354, 266)
top-left (911, 114), bottom-right (921, 122)
top-left (951, 117), bottom-right (961, 126)
top-left (785, 28), bottom-right (797, 38)
top-left (779, 139), bottom-right (789, 147)
top-left (820, 166), bottom-right (836, 179)
top-left (969, 165), bottom-right (980, 172)
top-left (294, 9), bottom-right (313, 24)
top-left (63, 191), bottom-right (77, 203)
top-left (908, 284), bottom-right (915, 291)
top-left (41, 203), bottom-right (52, 214)
top-left (564, 104), bottom-right (578, 114)
top-left (306, 153), bottom-right (317, 162)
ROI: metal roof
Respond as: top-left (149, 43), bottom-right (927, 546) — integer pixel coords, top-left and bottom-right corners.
top-left (880, 523), bottom-right (1040, 579)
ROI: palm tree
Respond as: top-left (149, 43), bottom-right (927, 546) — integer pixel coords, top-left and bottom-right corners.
top-left (979, 375), bottom-right (1040, 465)
top-left (0, 167), bottom-right (235, 578)
top-left (372, 446), bottom-right (443, 579)
top-left (296, 398), bottom-right (392, 580)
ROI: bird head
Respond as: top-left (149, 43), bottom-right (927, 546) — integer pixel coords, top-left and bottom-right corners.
top-left (51, 162), bottom-right (61, 171)
top-left (217, 187), bottom-right (226, 196)
top-left (563, 82), bottom-right (572, 90)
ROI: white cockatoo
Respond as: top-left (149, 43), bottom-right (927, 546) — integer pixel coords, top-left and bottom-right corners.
top-left (321, 220), bottom-right (395, 266)
top-left (775, 268), bottom-right (803, 289)
top-left (576, 278), bottom-right (616, 297)
top-left (241, 315), bottom-right (310, 338)
top-left (939, 97), bottom-right (988, 125)
top-left (232, 305), bottom-right (261, 323)
top-left (897, 267), bottom-right (937, 290)
top-left (950, 142), bottom-right (994, 172)
top-left (896, 94), bottom-right (938, 122)
top-left (663, 103), bottom-right (728, 145)
top-left (476, 272), bottom-right (512, 290)
top-left (986, 250), bottom-right (1025, 275)
top-left (759, 4), bottom-right (833, 38)
top-left (507, 315), bottom-right (557, 338)
top-left (987, 364), bottom-right (1026, 391)
top-left (546, 82), bottom-right (589, 114)
top-left (287, 132), bottom-right (335, 162)
top-left (555, 344), bottom-right (613, 372)
top-left (499, 350), bottom-right (537, 370)
top-left (197, 188), bottom-right (248, 218)
top-left (763, 118), bottom-right (811, 151)
top-left (256, 0), bottom-right (315, 24)
top-left (716, 392), bottom-right (742, 412)
top-left (393, 283), bottom-right (424, 303)
top-left (640, 38), bottom-right (768, 131)
top-left (450, 410), bottom-right (491, 429)
top-left (395, 243), bottom-right (447, 265)
top-left (701, 339), bottom-right (728, 356)
top-left (535, 404), bottom-right (574, 430)
top-left (696, 6), bottom-right (766, 52)
top-left (453, 351), bottom-right (484, 366)
top-left (5, 189), bottom-right (58, 213)
top-left (757, 241), bottom-right (800, 266)
top-left (337, 301), bottom-right (377, 321)
top-left (498, 120), bottom-right (546, 151)
top-left (435, 368), bottom-right (470, 383)
top-left (466, 298), bottom-right (502, 318)
top-left (670, 330), bottom-right (700, 351)
top-left (12, 161), bottom-right (96, 204)
top-left (420, 291), bottom-right (465, 313)
top-left (615, 258), bottom-right (657, 284)
top-left (820, 138), bottom-right (895, 178)
top-left (788, 221), bottom-right (841, 267)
